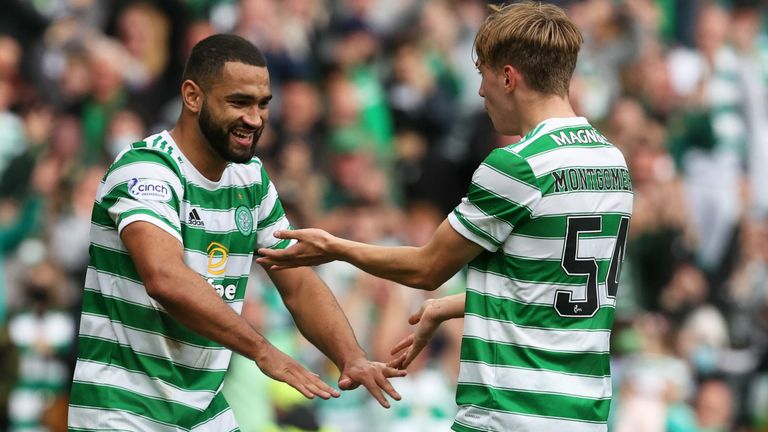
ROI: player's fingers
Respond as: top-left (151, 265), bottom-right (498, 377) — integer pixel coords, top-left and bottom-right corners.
top-left (389, 334), bottom-right (414, 355)
top-left (374, 373), bottom-right (402, 402)
top-left (305, 371), bottom-right (340, 398)
top-left (272, 230), bottom-right (301, 240)
top-left (386, 352), bottom-right (404, 369)
top-left (360, 378), bottom-right (390, 408)
top-left (408, 307), bottom-right (425, 324)
top-left (379, 365), bottom-right (408, 379)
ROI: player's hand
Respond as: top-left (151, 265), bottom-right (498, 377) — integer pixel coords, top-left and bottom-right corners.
top-left (254, 340), bottom-right (340, 400)
top-left (337, 357), bottom-right (407, 408)
top-left (388, 299), bottom-right (443, 370)
top-left (256, 229), bottom-right (337, 270)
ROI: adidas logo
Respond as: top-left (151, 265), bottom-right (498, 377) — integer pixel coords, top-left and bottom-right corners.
top-left (188, 208), bottom-right (204, 227)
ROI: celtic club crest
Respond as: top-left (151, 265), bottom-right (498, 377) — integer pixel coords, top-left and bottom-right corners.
top-left (234, 205), bottom-right (253, 236)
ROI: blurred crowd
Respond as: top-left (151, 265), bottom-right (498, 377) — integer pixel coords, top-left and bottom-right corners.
top-left (0, 0), bottom-right (767, 431)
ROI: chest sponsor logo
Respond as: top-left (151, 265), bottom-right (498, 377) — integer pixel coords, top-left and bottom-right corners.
top-left (127, 178), bottom-right (172, 201)
top-left (188, 208), bottom-right (204, 227)
top-left (206, 242), bottom-right (236, 300)
top-left (207, 242), bottom-right (228, 275)
top-left (235, 205), bottom-right (253, 236)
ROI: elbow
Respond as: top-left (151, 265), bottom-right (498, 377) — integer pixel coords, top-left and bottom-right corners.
top-left (408, 274), bottom-right (441, 291)
top-left (143, 269), bottom-right (176, 303)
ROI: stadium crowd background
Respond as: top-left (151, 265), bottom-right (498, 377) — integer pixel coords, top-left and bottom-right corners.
top-left (0, 0), bottom-right (766, 430)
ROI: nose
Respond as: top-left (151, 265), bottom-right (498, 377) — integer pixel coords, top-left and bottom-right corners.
top-left (478, 85), bottom-right (485, 98)
top-left (243, 107), bottom-right (264, 129)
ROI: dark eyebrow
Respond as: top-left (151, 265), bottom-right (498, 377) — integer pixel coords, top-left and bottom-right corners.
top-left (225, 93), bottom-right (272, 103)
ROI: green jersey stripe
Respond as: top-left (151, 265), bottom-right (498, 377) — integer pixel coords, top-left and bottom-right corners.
top-left (184, 184), bottom-right (262, 211)
top-left (459, 337), bottom-right (610, 376)
top-left (81, 289), bottom-right (222, 348)
top-left (77, 336), bottom-right (225, 389)
top-left (450, 208), bottom-right (505, 250)
top-left (468, 181), bottom-right (533, 227)
top-left (468, 251), bottom-right (615, 286)
top-left (181, 229), bottom-right (255, 255)
top-left (70, 381), bottom-right (205, 429)
top-left (188, 391), bottom-right (239, 431)
top-left (74, 359), bottom-right (216, 411)
top-left (514, 213), bottom-right (630, 238)
top-left (90, 245), bottom-right (141, 283)
top-left (78, 313), bottom-right (230, 371)
top-left (455, 383), bottom-right (610, 422)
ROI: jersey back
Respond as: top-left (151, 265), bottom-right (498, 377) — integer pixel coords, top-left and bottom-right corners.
top-left (448, 117), bottom-right (633, 432)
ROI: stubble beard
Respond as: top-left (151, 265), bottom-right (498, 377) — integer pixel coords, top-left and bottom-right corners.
top-left (198, 103), bottom-right (262, 164)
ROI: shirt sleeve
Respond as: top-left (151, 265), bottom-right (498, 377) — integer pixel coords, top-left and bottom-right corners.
top-left (96, 149), bottom-right (185, 243)
top-left (255, 164), bottom-right (294, 250)
top-left (448, 148), bottom-right (541, 252)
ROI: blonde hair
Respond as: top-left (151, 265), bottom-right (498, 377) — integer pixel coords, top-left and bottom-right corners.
top-left (474, 1), bottom-right (583, 96)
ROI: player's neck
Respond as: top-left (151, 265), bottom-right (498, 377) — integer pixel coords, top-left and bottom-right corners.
top-left (516, 93), bottom-right (578, 136)
top-left (169, 118), bottom-right (227, 182)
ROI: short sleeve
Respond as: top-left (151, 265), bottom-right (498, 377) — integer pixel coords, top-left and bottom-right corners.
top-left (95, 149), bottom-right (185, 243)
top-left (254, 165), bottom-right (293, 250)
top-left (448, 148), bottom-right (540, 252)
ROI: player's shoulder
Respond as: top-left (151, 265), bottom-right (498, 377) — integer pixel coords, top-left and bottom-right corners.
top-left (110, 131), bottom-right (185, 177)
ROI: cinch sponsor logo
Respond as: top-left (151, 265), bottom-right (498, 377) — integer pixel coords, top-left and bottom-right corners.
top-left (188, 208), bottom-right (204, 227)
top-left (127, 178), bottom-right (172, 201)
top-left (207, 242), bottom-right (228, 275)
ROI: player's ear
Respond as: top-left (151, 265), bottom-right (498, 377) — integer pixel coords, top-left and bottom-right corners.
top-left (181, 80), bottom-right (204, 114)
top-left (502, 65), bottom-right (520, 92)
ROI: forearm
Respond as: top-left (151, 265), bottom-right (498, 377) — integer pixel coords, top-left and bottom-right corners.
top-left (430, 293), bottom-right (466, 321)
top-left (147, 269), bottom-right (268, 362)
top-left (273, 268), bottom-right (365, 369)
top-left (333, 239), bottom-right (437, 290)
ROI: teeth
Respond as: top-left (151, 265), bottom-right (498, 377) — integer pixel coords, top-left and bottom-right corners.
top-left (232, 130), bottom-right (252, 139)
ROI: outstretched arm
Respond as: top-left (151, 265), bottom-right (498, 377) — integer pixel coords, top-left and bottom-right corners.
top-left (388, 293), bottom-right (466, 369)
top-left (263, 264), bottom-right (406, 408)
top-left (122, 221), bottom-right (339, 400)
top-left (257, 220), bottom-right (484, 290)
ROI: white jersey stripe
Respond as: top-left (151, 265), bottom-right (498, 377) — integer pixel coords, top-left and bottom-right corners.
top-left (526, 146), bottom-right (626, 177)
top-left (99, 162), bottom-right (184, 203)
top-left (68, 405), bottom-right (181, 432)
top-left (190, 407), bottom-right (239, 432)
top-left (474, 163), bottom-right (540, 208)
top-left (534, 192), bottom-right (633, 217)
top-left (73, 359), bottom-right (216, 411)
top-left (463, 314), bottom-right (611, 353)
top-left (85, 269), bottom-right (160, 311)
top-left (79, 314), bottom-right (230, 371)
top-left (502, 234), bottom-right (616, 260)
top-left (184, 249), bottom-right (254, 279)
top-left (457, 361), bottom-right (611, 399)
top-left (455, 405), bottom-right (607, 432)
top-left (117, 214), bottom-right (183, 244)
top-left (466, 273), bottom-right (617, 308)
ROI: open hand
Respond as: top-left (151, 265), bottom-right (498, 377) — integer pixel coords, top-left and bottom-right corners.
top-left (337, 357), bottom-right (407, 408)
top-left (388, 299), bottom-right (442, 370)
top-left (256, 229), bottom-right (338, 270)
top-left (255, 340), bottom-right (340, 400)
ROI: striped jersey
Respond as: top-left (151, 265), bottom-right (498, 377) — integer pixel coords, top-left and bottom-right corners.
top-left (68, 130), bottom-right (292, 431)
top-left (447, 117), bottom-right (633, 432)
